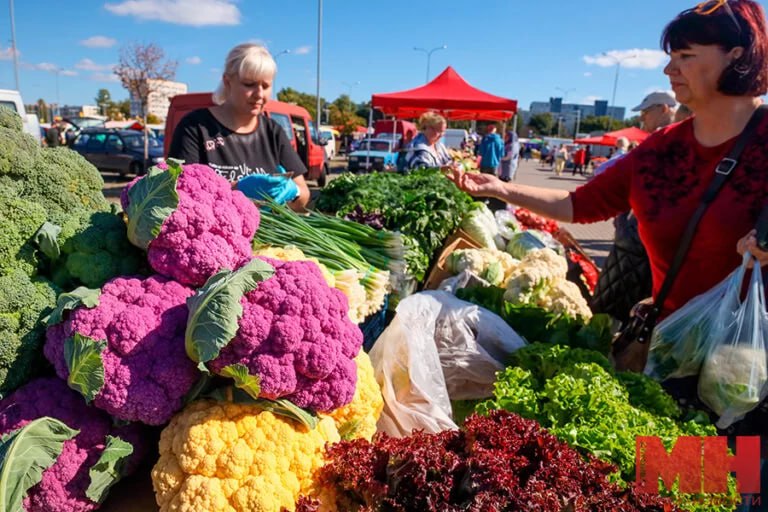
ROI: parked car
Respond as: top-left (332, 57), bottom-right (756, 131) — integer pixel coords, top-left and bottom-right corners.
top-left (165, 93), bottom-right (330, 187)
top-left (347, 138), bottom-right (398, 172)
top-left (71, 128), bottom-right (165, 177)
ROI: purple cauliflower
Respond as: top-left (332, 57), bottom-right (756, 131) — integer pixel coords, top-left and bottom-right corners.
top-left (0, 377), bottom-right (146, 512)
top-left (44, 275), bottom-right (198, 425)
top-left (121, 162), bottom-right (259, 287)
top-left (208, 257), bottom-right (363, 412)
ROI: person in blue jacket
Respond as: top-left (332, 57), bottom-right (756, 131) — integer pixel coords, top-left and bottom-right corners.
top-left (477, 124), bottom-right (504, 175)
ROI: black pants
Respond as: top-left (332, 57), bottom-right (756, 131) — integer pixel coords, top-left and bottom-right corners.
top-left (480, 167), bottom-right (508, 212)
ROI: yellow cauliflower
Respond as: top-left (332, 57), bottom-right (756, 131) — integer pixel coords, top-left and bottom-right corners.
top-left (152, 400), bottom-right (340, 512)
top-left (322, 350), bottom-right (383, 441)
top-left (505, 248), bottom-right (592, 320)
top-left (445, 248), bottom-right (519, 286)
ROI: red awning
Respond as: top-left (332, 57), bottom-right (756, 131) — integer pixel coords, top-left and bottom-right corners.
top-left (371, 66), bottom-right (517, 121)
top-left (574, 126), bottom-right (649, 146)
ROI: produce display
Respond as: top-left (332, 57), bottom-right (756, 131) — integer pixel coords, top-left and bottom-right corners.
top-left (315, 169), bottom-right (474, 281)
top-left (0, 104), bottom-right (758, 512)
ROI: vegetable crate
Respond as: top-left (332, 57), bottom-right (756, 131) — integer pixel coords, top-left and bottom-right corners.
top-left (423, 229), bottom-right (483, 290)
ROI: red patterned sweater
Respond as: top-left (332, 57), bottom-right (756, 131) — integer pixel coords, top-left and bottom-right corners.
top-left (571, 116), bottom-right (768, 316)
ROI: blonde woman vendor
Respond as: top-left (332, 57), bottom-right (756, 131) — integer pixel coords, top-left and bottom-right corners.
top-left (169, 43), bottom-right (310, 210)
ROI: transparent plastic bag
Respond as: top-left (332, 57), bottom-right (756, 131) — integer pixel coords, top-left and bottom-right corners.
top-left (368, 291), bottom-right (526, 437)
top-left (698, 254), bottom-right (768, 429)
top-left (645, 262), bottom-right (746, 381)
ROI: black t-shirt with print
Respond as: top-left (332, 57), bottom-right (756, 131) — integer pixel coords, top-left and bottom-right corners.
top-left (168, 108), bottom-right (308, 181)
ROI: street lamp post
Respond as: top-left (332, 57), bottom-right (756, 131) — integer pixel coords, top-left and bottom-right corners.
top-left (413, 45), bottom-right (447, 83)
top-left (273, 49), bottom-right (291, 94)
top-left (9, 0), bottom-right (20, 90)
top-left (603, 52), bottom-right (637, 125)
top-left (315, 0), bottom-right (323, 133)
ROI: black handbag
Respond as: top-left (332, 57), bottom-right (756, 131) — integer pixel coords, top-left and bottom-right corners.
top-left (611, 105), bottom-right (768, 372)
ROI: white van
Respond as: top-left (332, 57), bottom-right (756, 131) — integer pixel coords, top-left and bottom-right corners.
top-left (442, 128), bottom-right (469, 150)
top-left (319, 125), bottom-right (338, 160)
top-left (0, 89), bottom-right (41, 143)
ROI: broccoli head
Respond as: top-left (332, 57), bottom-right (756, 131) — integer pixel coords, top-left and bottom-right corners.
top-left (49, 209), bottom-right (146, 289)
top-left (0, 106), bottom-right (23, 131)
top-left (27, 148), bottom-right (109, 225)
top-left (0, 182), bottom-right (47, 277)
top-left (0, 126), bottom-right (41, 180)
top-left (0, 270), bottom-right (59, 397)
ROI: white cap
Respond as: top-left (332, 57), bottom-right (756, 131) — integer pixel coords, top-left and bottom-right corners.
top-left (632, 91), bottom-right (677, 112)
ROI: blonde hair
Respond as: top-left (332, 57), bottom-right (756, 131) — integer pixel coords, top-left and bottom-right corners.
top-left (615, 137), bottom-right (630, 150)
top-left (417, 111), bottom-right (446, 131)
top-left (212, 43), bottom-right (277, 105)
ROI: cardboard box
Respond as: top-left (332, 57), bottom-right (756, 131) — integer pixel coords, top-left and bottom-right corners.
top-left (423, 229), bottom-right (483, 290)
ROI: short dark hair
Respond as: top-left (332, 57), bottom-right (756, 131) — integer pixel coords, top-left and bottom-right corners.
top-left (661, 0), bottom-right (768, 96)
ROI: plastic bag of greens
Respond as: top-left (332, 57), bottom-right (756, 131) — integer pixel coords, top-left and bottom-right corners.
top-left (494, 209), bottom-right (521, 241)
top-left (460, 203), bottom-right (499, 249)
top-left (505, 230), bottom-right (563, 259)
top-left (698, 253), bottom-right (768, 429)
top-left (645, 261), bottom-right (746, 381)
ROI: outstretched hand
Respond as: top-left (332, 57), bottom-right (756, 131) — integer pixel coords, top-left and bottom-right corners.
top-left (737, 229), bottom-right (768, 268)
top-left (447, 170), bottom-right (504, 199)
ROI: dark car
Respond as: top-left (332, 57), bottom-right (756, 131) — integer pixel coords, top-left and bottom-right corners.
top-left (72, 128), bottom-right (165, 176)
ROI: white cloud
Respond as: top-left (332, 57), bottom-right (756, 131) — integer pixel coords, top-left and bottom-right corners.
top-left (60, 70), bottom-right (79, 77)
top-left (581, 95), bottom-right (604, 104)
top-left (210, 67), bottom-right (221, 74)
top-left (186, 56), bottom-right (202, 65)
top-left (104, 0), bottom-right (241, 26)
top-left (90, 72), bottom-right (120, 83)
top-left (80, 36), bottom-right (117, 48)
top-left (583, 49), bottom-right (668, 70)
top-left (293, 45), bottom-right (311, 55)
top-left (583, 72), bottom-right (592, 77)
top-left (34, 62), bottom-right (58, 72)
top-left (75, 58), bottom-right (114, 72)
top-left (0, 46), bottom-right (19, 60)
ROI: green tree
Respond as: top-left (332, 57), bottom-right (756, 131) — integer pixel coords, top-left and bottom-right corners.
top-left (277, 87), bottom-right (326, 121)
top-left (114, 99), bottom-right (131, 120)
top-left (329, 94), bottom-right (366, 136)
top-left (146, 113), bottom-right (162, 124)
top-left (94, 89), bottom-right (112, 117)
top-left (578, 115), bottom-right (625, 133)
top-left (527, 113), bottom-right (554, 136)
top-left (624, 116), bottom-right (642, 128)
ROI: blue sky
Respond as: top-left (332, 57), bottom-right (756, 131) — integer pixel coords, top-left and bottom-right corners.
top-left (2, 0), bottom-right (764, 115)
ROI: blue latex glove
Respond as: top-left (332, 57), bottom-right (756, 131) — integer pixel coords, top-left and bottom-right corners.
top-left (237, 167), bottom-right (299, 204)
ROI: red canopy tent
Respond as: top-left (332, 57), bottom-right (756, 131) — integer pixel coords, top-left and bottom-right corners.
top-left (574, 126), bottom-right (649, 146)
top-left (371, 66), bottom-right (517, 121)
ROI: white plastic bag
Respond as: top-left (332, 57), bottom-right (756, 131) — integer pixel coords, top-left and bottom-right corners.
top-left (369, 291), bottom-right (527, 437)
top-left (645, 262), bottom-right (746, 381)
top-left (699, 254), bottom-right (768, 428)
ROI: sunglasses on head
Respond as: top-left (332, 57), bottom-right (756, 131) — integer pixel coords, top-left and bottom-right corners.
top-left (691, 0), bottom-right (742, 33)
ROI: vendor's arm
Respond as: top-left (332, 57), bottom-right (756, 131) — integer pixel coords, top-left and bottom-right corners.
top-left (289, 174), bottom-right (311, 212)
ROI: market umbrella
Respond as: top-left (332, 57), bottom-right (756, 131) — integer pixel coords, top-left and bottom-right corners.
top-left (574, 127), bottom-right (649, 146)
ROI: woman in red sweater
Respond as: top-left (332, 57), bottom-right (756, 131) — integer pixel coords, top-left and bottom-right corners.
top-left (453, 0), bottom-right (768, 318)
top-left (451, 0), bottom-right (768, 434)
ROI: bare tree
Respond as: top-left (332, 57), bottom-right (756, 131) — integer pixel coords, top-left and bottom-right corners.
top-left (113, 42), bottom-right (177, 171)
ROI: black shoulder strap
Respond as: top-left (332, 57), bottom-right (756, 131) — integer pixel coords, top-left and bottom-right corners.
top-left (653, 105), bottom-right (768, 314)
